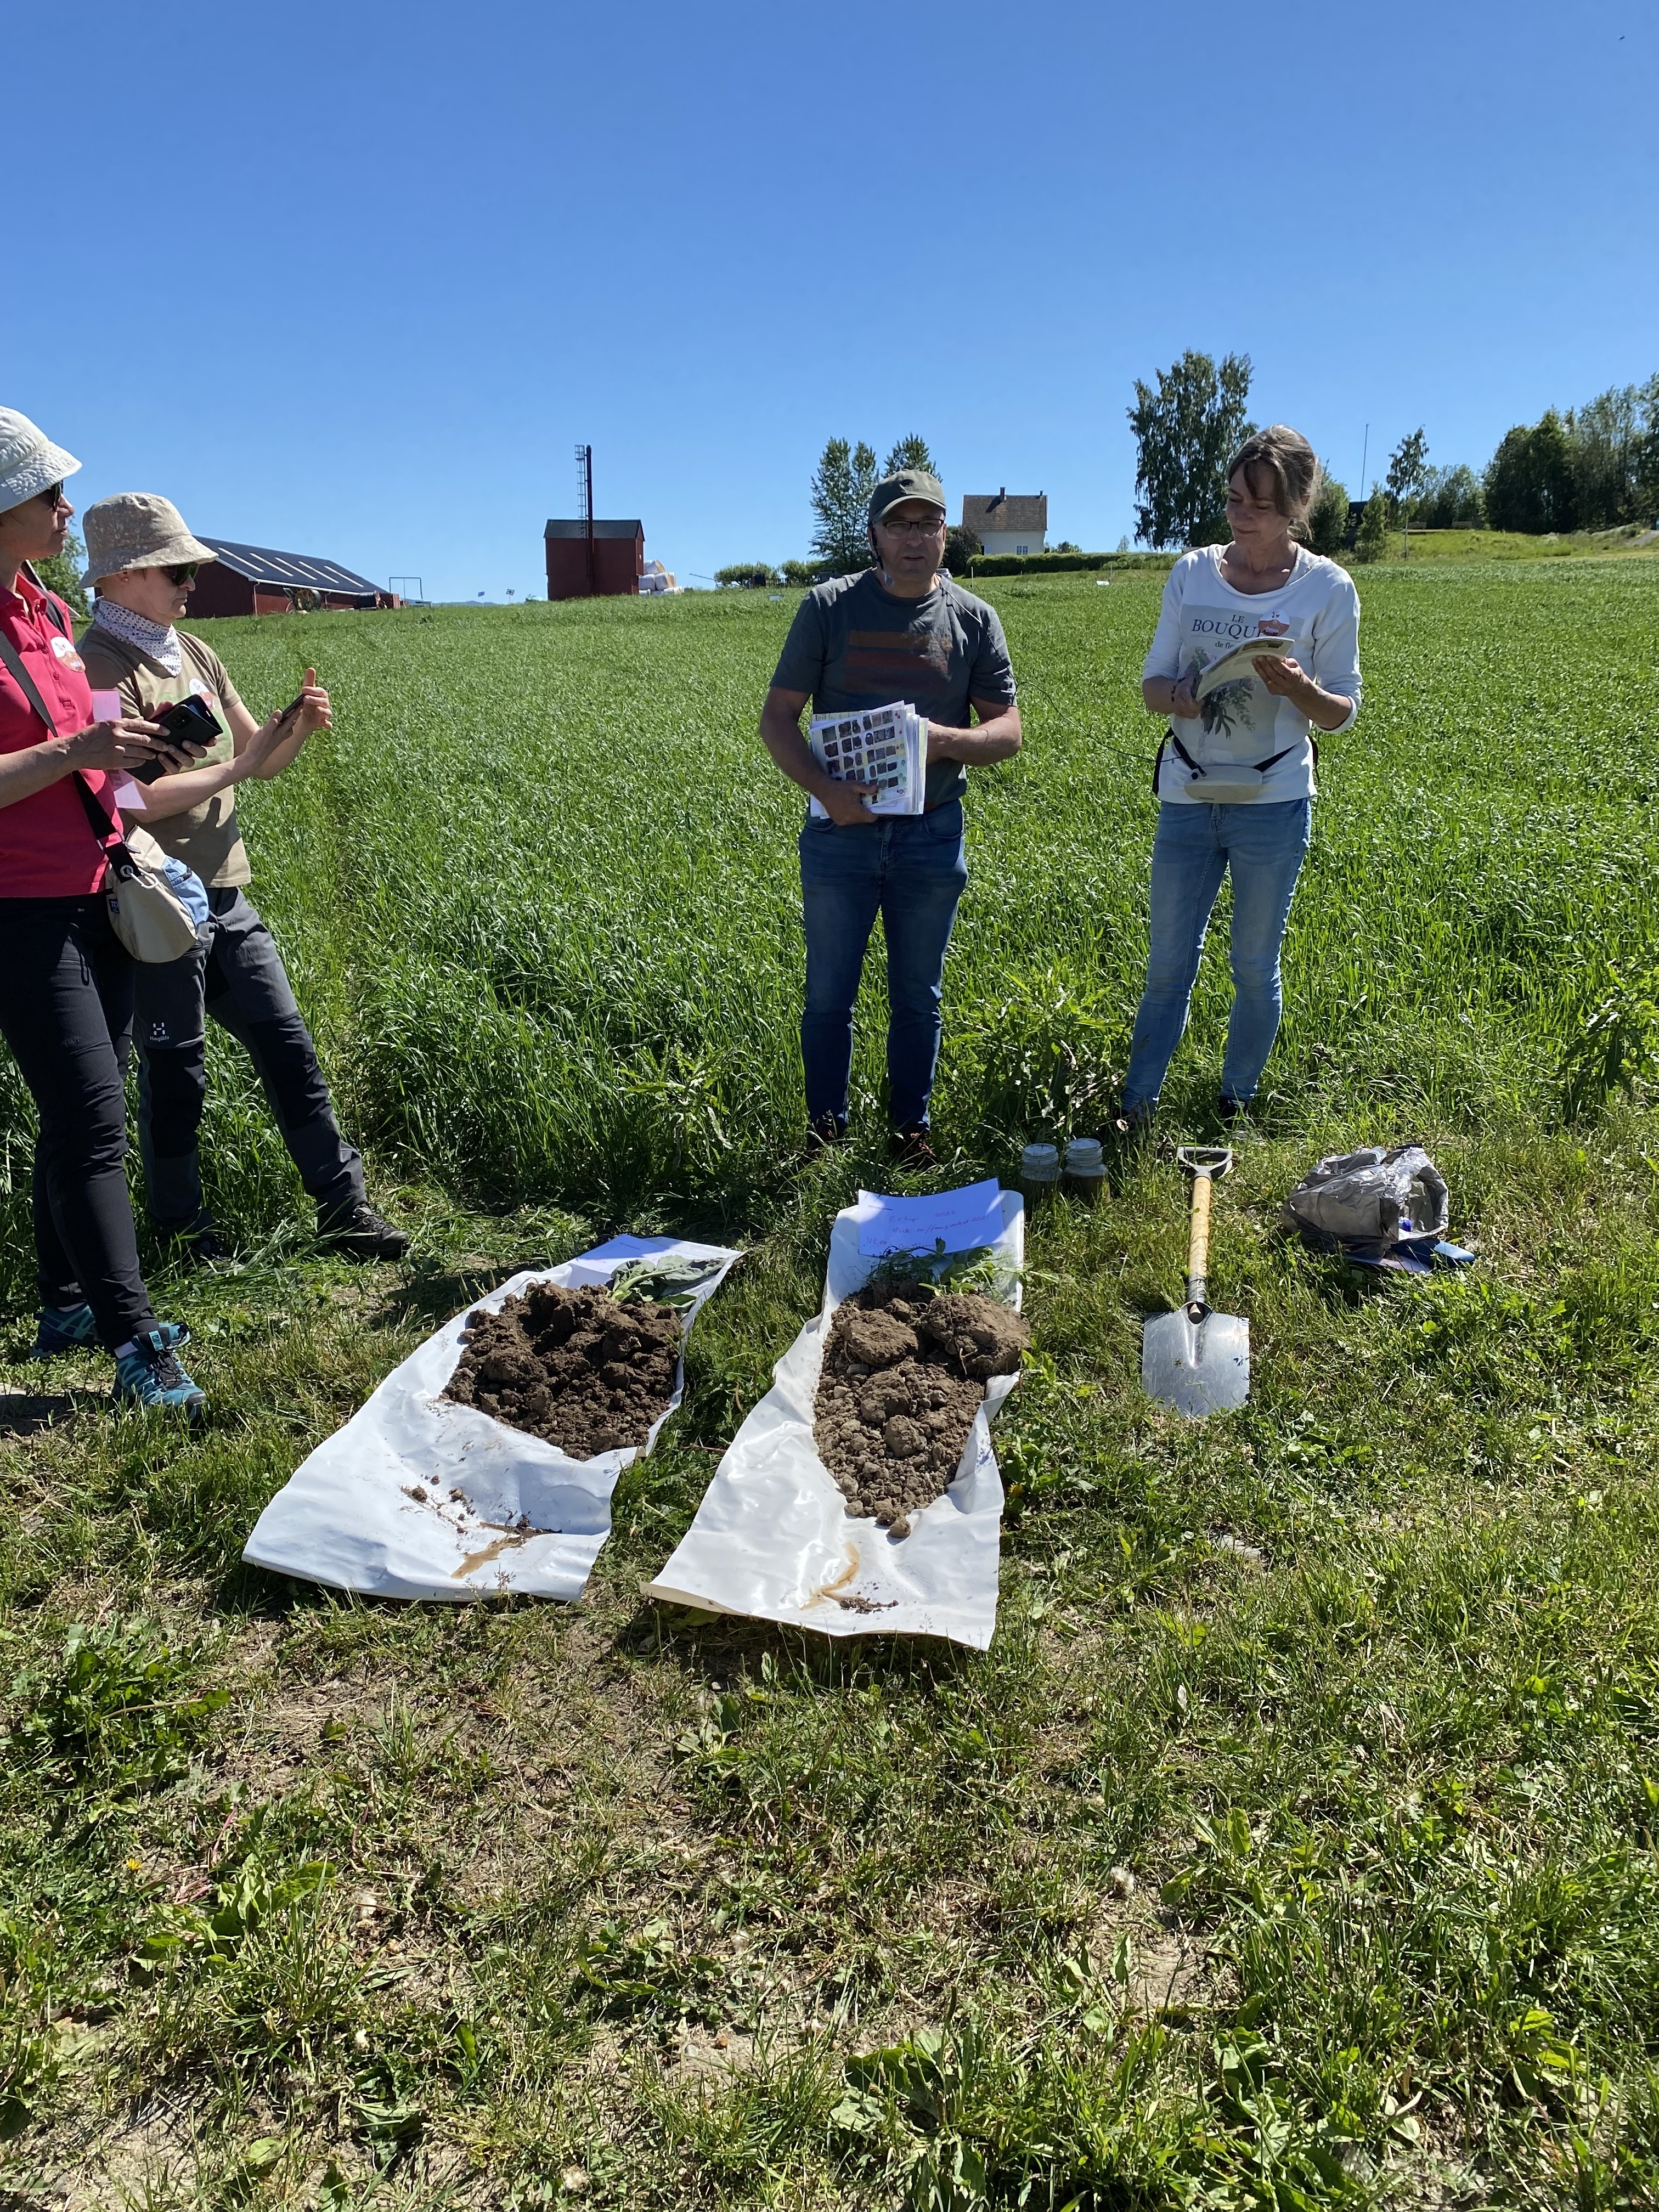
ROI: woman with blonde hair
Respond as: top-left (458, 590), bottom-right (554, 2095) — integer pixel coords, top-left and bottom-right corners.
top-left (1119, 424), bottom-right (1362, 1126)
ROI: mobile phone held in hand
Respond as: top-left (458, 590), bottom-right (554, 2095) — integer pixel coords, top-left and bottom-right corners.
top-left (132, 694), bottom-right (221, 783)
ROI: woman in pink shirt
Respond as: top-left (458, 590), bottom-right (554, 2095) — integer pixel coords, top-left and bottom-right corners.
top-left (0, 409), bottom-right (206, 1417)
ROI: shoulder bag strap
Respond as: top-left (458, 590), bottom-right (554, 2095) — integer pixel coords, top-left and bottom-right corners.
top-left (0, 622), bottom-right (125, 856)
top-left (18, 566), bottom-right (70, 636)
top-left (1248, 737), bottom-right (1321, 774)
top-left (71, 770), bottom-right (125, 853)
top-left (0, 624), bottom-right (58, 733)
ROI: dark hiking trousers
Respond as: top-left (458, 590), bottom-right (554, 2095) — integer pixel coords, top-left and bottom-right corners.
top-left (0, 896), bottom-right (157, 1348)
top-left (133, 886), bottom-right (364, 1237)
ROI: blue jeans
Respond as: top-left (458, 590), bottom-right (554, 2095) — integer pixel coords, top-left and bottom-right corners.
top-left (798, 802), bottom-right (968, 1129)
top-left (1122, 798), bottom-right (1311, 1111)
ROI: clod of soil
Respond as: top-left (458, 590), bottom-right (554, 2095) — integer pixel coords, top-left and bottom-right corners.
top-left (443, 1283), bottom-right (680, 1457)
top-left (814, 1283), bottom-right (1028, 1538)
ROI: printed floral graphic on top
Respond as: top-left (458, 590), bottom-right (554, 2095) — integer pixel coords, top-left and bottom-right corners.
top-left (1179, 610), bottom-right (1294, 746)
top-left (1141, 548), bottom-right (1363, 805)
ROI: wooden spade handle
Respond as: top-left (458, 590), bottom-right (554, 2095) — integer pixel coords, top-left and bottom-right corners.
top-left (1186, 1171), bottom-right (1213, 1318)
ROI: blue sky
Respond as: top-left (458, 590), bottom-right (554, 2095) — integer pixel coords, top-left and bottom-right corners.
top-left (8, 0), bottom-right (1655, 601)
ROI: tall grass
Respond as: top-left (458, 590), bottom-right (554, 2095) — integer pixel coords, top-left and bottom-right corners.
top-left (6, 557), bottom-right (1651, 1278)
top-left (2, 560), bottom-right (1658, 2204)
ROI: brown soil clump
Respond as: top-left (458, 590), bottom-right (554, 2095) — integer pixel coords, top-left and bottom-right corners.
top-left (814, 1283), bottom-right (1028, 1538)
top-left (444, 1283), bottom-right (680, 1458)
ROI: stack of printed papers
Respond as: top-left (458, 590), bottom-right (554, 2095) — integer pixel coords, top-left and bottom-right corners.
top-left (808, 701), bottom-right (927, 817)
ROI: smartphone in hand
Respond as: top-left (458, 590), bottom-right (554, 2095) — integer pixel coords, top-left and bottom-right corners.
top-left (131, 695), bottom-right (221, 784)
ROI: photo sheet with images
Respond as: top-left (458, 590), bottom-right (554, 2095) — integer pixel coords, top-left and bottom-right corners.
top-left (808, 702), bottom-right (926, 817)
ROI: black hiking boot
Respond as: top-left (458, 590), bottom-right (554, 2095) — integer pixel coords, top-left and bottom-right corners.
top-left (804, 1112), bottom-right (847, 1156)
top-left (318, 1200), bottom-right (410, 1262)
top-left (889, 1123), bottom-right (938, 1170)
top-left (183, 1226), bottom-right (235, 1273)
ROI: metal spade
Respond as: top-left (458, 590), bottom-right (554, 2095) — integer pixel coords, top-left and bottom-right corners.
top-left (1142, 1146), bottom-right (1250, 1417)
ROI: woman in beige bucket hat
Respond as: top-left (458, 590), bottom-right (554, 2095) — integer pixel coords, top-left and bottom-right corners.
top-left (0, 408), bottom-right (208, 1416)
top-left (79, 490), bottom-right (409, 1266)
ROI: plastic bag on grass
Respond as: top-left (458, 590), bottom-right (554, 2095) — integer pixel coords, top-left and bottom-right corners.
top-left (643, 1189), bottom-right (1024, 1650)
top-left (242, 1235), bottom-right (741, 1602)
top-left (1280, 1145), bottom-right (1473, 1274)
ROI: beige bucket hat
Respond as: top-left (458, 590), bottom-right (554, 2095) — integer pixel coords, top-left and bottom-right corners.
top-left (0, 408), bottom-right (81, 515)
top-left (82, 493), bottom-right (217, 586)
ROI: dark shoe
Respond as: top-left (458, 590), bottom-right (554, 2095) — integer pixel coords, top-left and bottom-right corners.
top-left (804, 1111), bottom-right (847, 1155)
top-left (30, 1302), bottom-right (97, 1360)
top-left (318, 1200), bottom-right (410, 1261)
top-left (184, 1227), bottom-right (235, 1272)
top-left (889, 1123), bottom-right (938, 1170)
top-left (112, 1324), bottom-right (206, 1422)
top-left (1217, 1096), bottom-right (1246, 1125)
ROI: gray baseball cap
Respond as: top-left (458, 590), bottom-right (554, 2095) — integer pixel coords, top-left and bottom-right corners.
top-left (868, 469), bottom-right (947, 529)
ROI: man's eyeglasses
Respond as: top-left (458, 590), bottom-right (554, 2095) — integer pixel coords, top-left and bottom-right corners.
top-left (37, 483), bottom-right (65, 509)
top-left (166, 563), bottom-right (201, 584)
top-left (879, 514), bottom-right (945, 538)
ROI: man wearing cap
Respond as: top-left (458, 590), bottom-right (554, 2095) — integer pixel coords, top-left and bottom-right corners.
top-left (78, 494), bottom-right (408, 1265)
top-left (0, 410), bottom-right (208, 1414)
top-left (759, 469), bottom-right (1022, 1163)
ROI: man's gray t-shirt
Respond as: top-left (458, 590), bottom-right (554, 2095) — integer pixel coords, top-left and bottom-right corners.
top-left (770, 569), bottom-right (1017, 808)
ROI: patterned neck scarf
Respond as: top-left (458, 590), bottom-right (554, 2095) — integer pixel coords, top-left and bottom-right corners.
top-left (93, 594), bottom-right (183, 677)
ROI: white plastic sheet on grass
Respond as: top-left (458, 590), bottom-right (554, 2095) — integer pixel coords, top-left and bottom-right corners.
top-left (243, 1235), bottom-right (741, 1603)
top-left (643, 1188), bottom-right (1024, 1650)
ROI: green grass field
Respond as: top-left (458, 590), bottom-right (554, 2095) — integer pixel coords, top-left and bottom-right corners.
top-left (3, 559), bottom-right (1659, 2208)
top-left (1357, 524), bottom-right (1659, 565)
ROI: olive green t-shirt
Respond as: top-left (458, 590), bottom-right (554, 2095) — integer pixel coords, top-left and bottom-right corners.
top-left (770, 569), bottom-right (1017, 808)
top-left (77, 624), bottom-right (251, 887)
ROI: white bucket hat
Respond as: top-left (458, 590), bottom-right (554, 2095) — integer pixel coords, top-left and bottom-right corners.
top-left (0, 408), bottom-right (81, 516)
top-left (81, 493), bottom-right (217, 586)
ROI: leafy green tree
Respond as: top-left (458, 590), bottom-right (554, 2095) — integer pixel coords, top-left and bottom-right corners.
top-left (1385, 428), bottom-right (1430, 525)
top-left (1636, 373), bottom-right (1659, 524)
top-left (780, 558), bottom-right (818, 588)
top-left (1414, 464), bottom-right (1485, 529)
top-left (881, 434), bottom-right (936, 478)
top-left (1485, 411), bottom-right (1576, 532)
top-left (1570, 383), bottom-right (1642, 529)
top-left (943, 524), bottom-right (981, 575)
top-left (1307, 469), bottom-right (1350, 556)
top-left (33, 529), bottom-right (89, 619)
top-left (810, 438), bottom-right (878, 575)
top-left (714, 563), bottom-right (780, 589)
top-left (1128, 350), bottom-right (1253, 548)
top-left (1483, 426), bottom-right (1537, 531)
top-left (1353, 486), bottom-right (1390, 565)
top-left (1531, 411), bottom-right (1578, 531)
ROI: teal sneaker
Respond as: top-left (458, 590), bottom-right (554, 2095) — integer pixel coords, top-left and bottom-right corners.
top-left (30, 1302), bottom-right (97, 1359)
top-left (112, 1325), bottom-right (206, 1423)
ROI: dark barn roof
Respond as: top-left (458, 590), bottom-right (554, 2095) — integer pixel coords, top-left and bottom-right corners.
top-left (544, 518), bottom-right (644, 539)
top-left (197, 538), bottom-right (383, 596)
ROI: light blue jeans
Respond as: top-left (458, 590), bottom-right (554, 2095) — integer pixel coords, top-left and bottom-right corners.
top-left (1122, 798), bottom-right (1311, 1111)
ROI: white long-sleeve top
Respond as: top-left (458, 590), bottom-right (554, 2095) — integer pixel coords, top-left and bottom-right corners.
top-left (1141, 545), bottom-right (1361, 803)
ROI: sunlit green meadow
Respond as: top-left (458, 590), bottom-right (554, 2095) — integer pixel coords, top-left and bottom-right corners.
top-left (2, 560), bottom-right (1658, 2207)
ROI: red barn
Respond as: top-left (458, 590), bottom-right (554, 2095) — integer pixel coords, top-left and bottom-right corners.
top-left (190, 539), bottom-right (397, 617)
top-left (544, 518), bottom-right (645, 600)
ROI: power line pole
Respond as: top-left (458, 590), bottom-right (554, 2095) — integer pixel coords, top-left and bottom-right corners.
top-left (576, 443), bottom-right (596, 596)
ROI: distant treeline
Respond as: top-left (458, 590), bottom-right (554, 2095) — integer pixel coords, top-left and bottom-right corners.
top-left (1481, 376), bottom-right (1659, 533)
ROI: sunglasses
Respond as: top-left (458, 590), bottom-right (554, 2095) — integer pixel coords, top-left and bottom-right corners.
top-left (38, 483), bottom-right (66, 509)
top-left (166, 563), bottom-right (201, 584)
